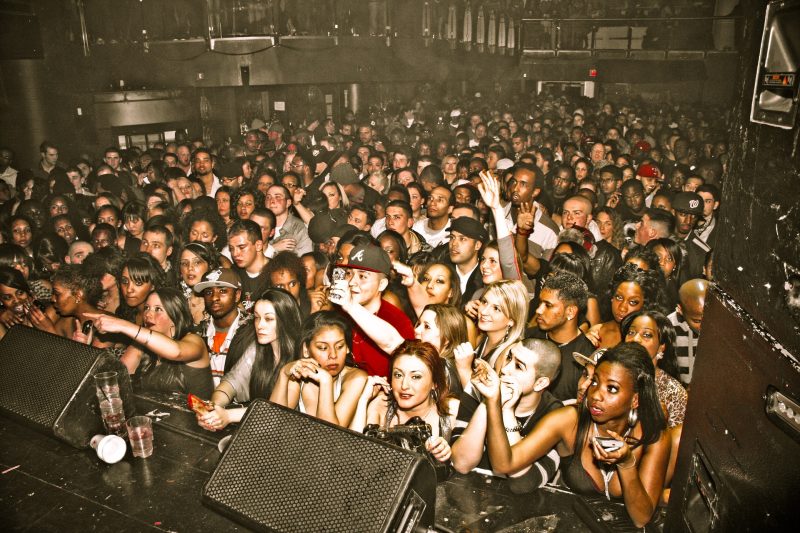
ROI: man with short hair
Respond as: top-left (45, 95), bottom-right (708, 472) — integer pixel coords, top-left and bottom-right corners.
top-left (618, 179), bottom-right (648, 224)
top-left (140, 225), bottom-right (174, 275)
top-left (65, 241), bottom-right (94, 265)
top-left (192, 147), bottom-right (220, 197)
top-left (634, 208), bottom-right (674, 246)
top-left (384, 200), bottom-right (429, 254)
top-left (598, 165), bottom-right (622, 208)
top-left (266, 184), bottom-right (312, 256)
top-left (526, 272), bottom-right (595, 401)
top-left (447, 216), bottom-right (487, 303)
top-left (451, 338), bottom-right (563, 488)
top-left (346, 203), bottom-right (374, 232)
top-left (668, 279), bottom-right (709, 386)
top-left (195, 267), bottom-right (244, 386)
top-left (228, 220), bottom-right (270, 309)
top-left (695, 184), bottom-right (720, 247)
top-left (413, 185), bottom-right (453, 248)
top-left (331, 243), bottom-right (414, 377)
top-left (505, 162), bottom-right (560, 260)
top-left (175, 143), bottom-right (192, 175)
top-left (103, 147), bottom-right (122, 173)
top-left (34, 141), bottom-right (60, 180)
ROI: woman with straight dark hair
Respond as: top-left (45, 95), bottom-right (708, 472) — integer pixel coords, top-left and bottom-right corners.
top-left (271, 311), bottom-right (367, 428)
top-left (197, 288), bottom-right (303, 431)
top-left (479, 342), bottom-right (669, 527)
top-left (116, 253), bottom-right (166, 326)
top-left (85, 287), bottom-right (213, 397)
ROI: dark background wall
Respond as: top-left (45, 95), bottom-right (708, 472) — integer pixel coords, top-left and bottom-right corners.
top-left (713, 0), bottom-right (800, 358)
top-left (1, 0), bottom-right (742, 168)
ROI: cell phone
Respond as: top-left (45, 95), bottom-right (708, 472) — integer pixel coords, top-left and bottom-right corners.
top-left (81, 321), bottom-right (94, 335)
top-left (595, 436), bottom-right (624, 452)
top-left (187, 393), bottom-right (215, 415)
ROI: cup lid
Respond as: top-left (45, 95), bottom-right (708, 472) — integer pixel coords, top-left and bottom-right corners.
top-left (97, 435), bottom-right (127, 464)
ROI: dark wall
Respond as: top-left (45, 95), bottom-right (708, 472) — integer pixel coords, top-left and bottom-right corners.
top-left (714, 0), bottom-right (800, 357)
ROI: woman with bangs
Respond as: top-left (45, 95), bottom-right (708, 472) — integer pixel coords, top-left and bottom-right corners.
top-left (85, 287), bottom-right (213, 397)
top-left (271, 311), bottom-right (367, 428)
top-left (119, 201), bottom-right (146, 255)
top-left (116, 253), bottom-right (166, 327)
top-left (178, 242), bottom-right (220, 325)
top-left (350, 339), bottom-right (458, 464)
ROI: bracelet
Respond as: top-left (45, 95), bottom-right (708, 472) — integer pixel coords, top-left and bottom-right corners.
top-left (217, 389), bottom-right (232, 403)
top-left (134, 325), bottom-right (142, 341)
top-left (516, 228), bottom-right (533, 237)
top-left (505, 424), bottom-right (523, 433)
top-left (144, 328), bottom-right (152, 346)
top-left (617, 454), bottom-right (637, 470)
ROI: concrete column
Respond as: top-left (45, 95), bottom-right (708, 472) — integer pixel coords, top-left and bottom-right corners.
top-left (347, 83), bottom-right (361, 115)
top-left (0, 60), bottom-right (53, 168)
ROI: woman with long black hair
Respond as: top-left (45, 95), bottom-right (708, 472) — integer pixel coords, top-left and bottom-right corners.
top-left (196, 288), bottom-right (303, 431)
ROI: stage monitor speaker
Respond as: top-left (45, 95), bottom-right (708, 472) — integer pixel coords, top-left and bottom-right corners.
top-left (0, 326), bottom-right (134, 448)
top-left (750, 0), bottom-right (800, 129)
top-left (203, 400), bottom-right (436, 533)
top-left (665, 288), bottom-right (800, 532)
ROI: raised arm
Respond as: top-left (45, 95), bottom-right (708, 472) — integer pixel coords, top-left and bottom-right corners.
top-left (331, 278), bottom-right (405, 354)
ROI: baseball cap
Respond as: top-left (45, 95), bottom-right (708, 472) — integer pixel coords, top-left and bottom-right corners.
top-left (331, 163), bottom-right (359, 185)
top-left (636, 163), bottom-right (660, 179)
top-left (448, 216), bottom-right (489, 241)
top-left (672, 192), bottom-right (703, 215)
top-left (573, 348), bottom-right (607, 368)
top-left (194, 268), bottom-right (241, 293)
top-left (308, 211), bottom-right (347, 244)
top-left (336, 243), bottom-right (391, 276)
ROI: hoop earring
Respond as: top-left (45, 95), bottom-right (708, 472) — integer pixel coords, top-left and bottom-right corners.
top-left (430, 389), bottom-right (439, 403)
top-left (627, 407), bottom-right (638, 429)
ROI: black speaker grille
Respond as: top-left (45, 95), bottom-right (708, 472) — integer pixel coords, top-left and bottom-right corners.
top-left (0, 326), bottom-right (102, 428)
top-left (204, 401), bottom-right (420, 532)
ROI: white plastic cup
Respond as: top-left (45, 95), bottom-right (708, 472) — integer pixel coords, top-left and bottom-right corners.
top-left (90, 434), bottom-right (127, 464)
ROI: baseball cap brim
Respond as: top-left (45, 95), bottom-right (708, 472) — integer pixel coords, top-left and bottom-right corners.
top-left (193, 280), bottom-right (239, 293)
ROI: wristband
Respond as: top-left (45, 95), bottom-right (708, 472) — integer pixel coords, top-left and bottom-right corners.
top-left (516, 227), bottom-right (533, 237)
top-left (617, 454), bottom-right (637, 470)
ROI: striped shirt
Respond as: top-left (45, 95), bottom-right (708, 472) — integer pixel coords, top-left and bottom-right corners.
top-left (669, 310), bottom-right (698, 386)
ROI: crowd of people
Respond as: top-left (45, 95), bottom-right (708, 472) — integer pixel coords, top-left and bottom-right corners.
top-left (0, 88), bottom-right (725, 526)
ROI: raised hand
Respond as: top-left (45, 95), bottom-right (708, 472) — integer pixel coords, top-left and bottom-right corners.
top-left (464, 299), bottom-right (480, 319)
top-left (517, 201), bottom-right (535, 233)
top-left (273, 239), bottom-right (297, 253)
top-left (392, 261), bottom-right (415, 288)
top-left (500, 375), bottom-right (522, 411)
top-left (471, 359), bottom-right (501, 400)
top-left (477, 170), bottom-right (502, 210)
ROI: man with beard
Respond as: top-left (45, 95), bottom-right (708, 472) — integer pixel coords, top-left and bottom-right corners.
top-left (195, 267), bottom-right (244, 386)
top-left (191, 147), bottom-right (220, 197)
top-left (504, 163), bottom-right (559, 260)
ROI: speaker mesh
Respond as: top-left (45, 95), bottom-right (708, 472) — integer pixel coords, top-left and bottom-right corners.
top-left (0, 326), bottom-right (101, 428)
top-left (204, 401), bottom-right (419, 532)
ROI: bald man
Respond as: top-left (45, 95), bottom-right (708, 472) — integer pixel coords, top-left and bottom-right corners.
top-left (668, 278), bottom-right (709, 386)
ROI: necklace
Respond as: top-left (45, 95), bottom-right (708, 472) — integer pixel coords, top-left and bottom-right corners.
top-left (593, 423), bottom-right (615, 500)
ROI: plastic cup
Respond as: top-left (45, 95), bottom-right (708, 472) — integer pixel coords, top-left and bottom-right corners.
top-left (90, 434), bottom-right (127, 464)
top-left (93, 371), bottom-right (120, 402)
top-left (126, 416), bottom-right (154, 458)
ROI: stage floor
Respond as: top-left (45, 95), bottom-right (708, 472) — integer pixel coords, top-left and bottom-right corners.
top-left (0, 393), bottom-right (628, 532)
